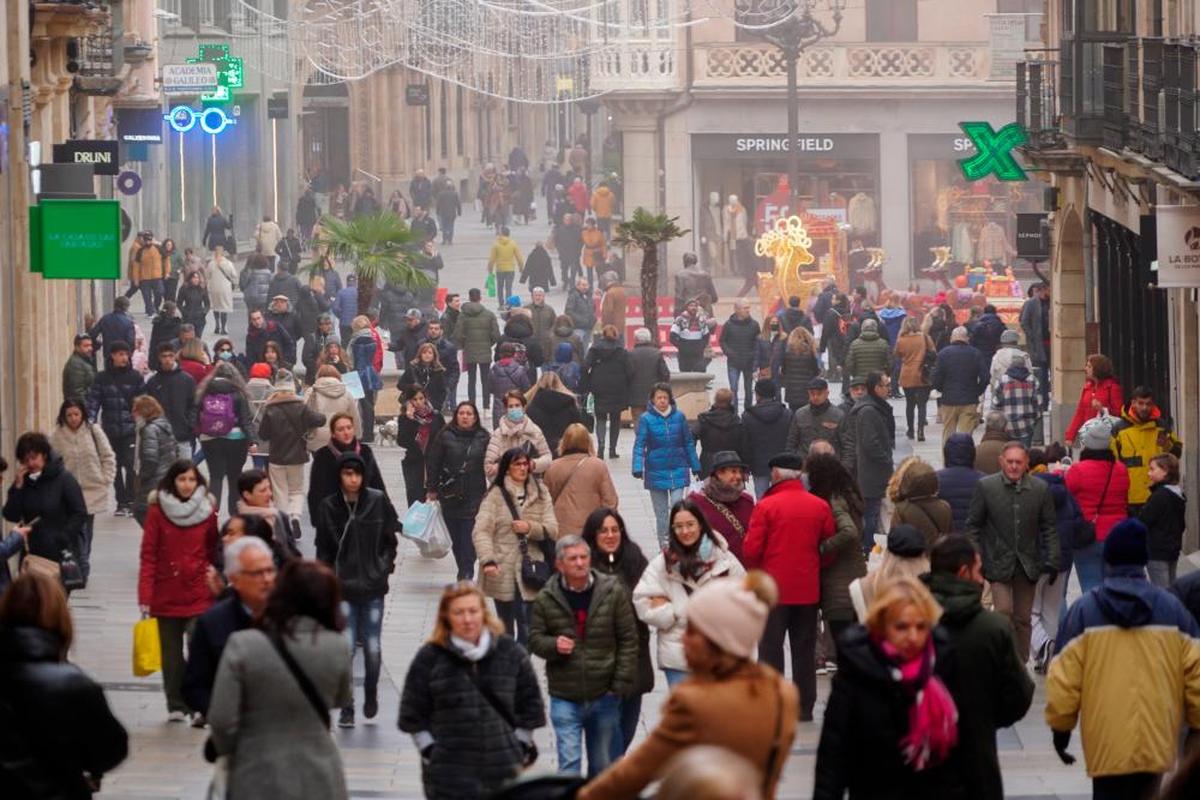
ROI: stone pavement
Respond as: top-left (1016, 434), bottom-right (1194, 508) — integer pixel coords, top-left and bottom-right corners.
top-left (75, 211), bottom-right (1093, 798)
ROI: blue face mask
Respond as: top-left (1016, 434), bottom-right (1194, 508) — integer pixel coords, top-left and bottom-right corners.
top-left (506, 408), bottom-right (525, 423)
top-left (217, 351), bottom-right (232, 360)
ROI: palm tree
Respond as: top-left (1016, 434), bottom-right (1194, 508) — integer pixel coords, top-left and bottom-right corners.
top-left (307, 211), bottom-right (432, 315)
top-left (612, 207), bottom-right (690, 331)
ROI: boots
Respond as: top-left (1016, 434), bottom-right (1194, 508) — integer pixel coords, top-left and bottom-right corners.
top-left (917, 425), bottom-right (926, 442)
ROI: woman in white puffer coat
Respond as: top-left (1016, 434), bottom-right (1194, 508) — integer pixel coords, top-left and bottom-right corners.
top-left (304, 366), bottom-right (361, 451)
top-left (633, 497), bottom-right (743, 688)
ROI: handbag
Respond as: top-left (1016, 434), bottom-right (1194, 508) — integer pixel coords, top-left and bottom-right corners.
top-left (919, 335), bottom-right (938, 385)
top-left (1075, 461), bottom-right (1115, 549)
top-left (21, 553), bottom-right (59, 582)
top-left (436, 438), bottom-right (475, 502)
top-left (501, 489), bottom-right (553, 590)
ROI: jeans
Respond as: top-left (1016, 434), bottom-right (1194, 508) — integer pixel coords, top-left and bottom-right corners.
top-left (649, 487), bottom-right (686, 550)
top-left (759, 604), bottom-right (819, 717)
top-left (201, 438), bottom-right (250, 514)
top-left (157, 615), bottom-right (197, 713)
top-left (574, 328), bottom-right (592, 356)
top-left (726, 364), bottom-right (755, 413)
top-left (1073, 541), bottom-right (1104, 594)
top-left (466, 361), bottom-right (491, 409)
top-left (359, 391), bottom-right (377, 443)
top-left (862, 496), bottom-right (883, 553)
top-left (77, 515), bottom-right (94, 583)
top-left (494, 596), bottom-right (530, 646)
top-left (904, 387), bottom-right (929, 434)
top-left (595, 410), bottom-right (621, 454)
top-left (1092, 773), bottom-right (1160, 800)
top-left (663, 668), bottom-right (688, 688)
top-left (445, 371), bottom-right (460, 409)
top-left (753, 474), bottom-right (770, 501)
top-left (140, 279), bottom-right (164, 315)
top-left (445, 516), bottom-right (477, 580)
top-left (267, 463), bottom-right (306, 521)
top-left (439, 214), bottom-right (456, 244)
top-left (1147, 559), bottom-right (1177, 588)
top-left (1031, 568), bottom-right (1070, 660)
top-left (112, 433), bottom-right (136, 507)
top-left (991, 571), bottom-right (1038, 663)
top-left (344, 597), bottom-right (385, 706)
top-left (496, 271), bottom-right (515, 306)
top-left (617, 693), bottom-right (642, 755)
top-left (549, 693), bottom-right (621, 777)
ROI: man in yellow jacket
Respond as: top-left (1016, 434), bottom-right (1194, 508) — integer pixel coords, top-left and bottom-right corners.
top-left (128, 230), bottom-right (166, 315)
top-left (1045, 518), bottom-right (1200, 799)
top-left (590, 183), bottom-right (616, 240)
top-left (486, 226), bottom-right (523, 310)
top-left (1111, 386), bottom-right (1182, 513)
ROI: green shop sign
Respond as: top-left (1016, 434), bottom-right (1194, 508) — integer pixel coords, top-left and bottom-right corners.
top-left (28, 200), bottom-right (122, 279)
top-left (957, 122), bottom-right (1028, 182)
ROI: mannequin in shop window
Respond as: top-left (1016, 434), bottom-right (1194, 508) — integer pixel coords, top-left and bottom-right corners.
top-left (847, 238), bottom-right (870, 292)
top-left (724, 195), bottom-right (754, 297)
top-left (700, 192), bottom-right (725, 274)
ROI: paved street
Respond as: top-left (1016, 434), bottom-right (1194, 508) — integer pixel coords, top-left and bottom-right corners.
top-left (75, 212), bottom-right (1096, 798)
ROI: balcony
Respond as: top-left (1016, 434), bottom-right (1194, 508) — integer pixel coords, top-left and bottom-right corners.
top-left (1016, 58), bottom-right (1066, 150)
top-left (590, 41), bottom-right (680, 93)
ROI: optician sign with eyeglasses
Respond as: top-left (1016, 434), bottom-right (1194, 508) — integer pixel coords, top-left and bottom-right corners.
top-left (163, 105), bottom-right (237, 135)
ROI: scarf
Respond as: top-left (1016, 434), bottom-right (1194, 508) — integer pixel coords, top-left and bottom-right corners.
top-left (237, 500), bottom-right (281, 532)
top-left (451, 629), bottom-right (492, 662)
top-left (326, 438), bottom-right (361, 459)
top-left (412, 405), bottom-right (437, 452)
top-left (877, 637), bottom-right (958, 771)
top-left (702, 476), bottom-right (745, 505)
top-left (664, 532), bottom-right (716, 582)
top-left (157, 489), bottom-right (214, 527)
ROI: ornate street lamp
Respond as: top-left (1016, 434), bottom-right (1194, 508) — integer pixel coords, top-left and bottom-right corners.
top-left (736, 0), bottom-right (845, 212)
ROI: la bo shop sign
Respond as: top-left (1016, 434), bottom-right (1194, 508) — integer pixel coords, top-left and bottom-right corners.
top-left (1155, 205), bottom-right (1200, 288)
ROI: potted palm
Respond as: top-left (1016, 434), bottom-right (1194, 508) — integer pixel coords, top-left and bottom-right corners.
top-left (307, 211), bottom-right (432, 314)
top-left (612, 207), bottom-right (690, 331)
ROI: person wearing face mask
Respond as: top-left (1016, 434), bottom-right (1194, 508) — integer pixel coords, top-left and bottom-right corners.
top-left (50, 400), bottom-right (115, 586)
top-left (755, 315), bottom-right (786, 386)
top-left (426, 401), bottom-right (492, 581)
top-left (484, 390), bottom-right (552, 478)
top-left (210, 337), bottom-right (248, 378)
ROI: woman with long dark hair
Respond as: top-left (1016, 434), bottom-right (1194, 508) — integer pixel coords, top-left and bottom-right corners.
top-left (805, 452), bottom-right (868, 648)
top-left (395, 386), bottom-right (445, 507)
top-left (50, 398), bottom-right (115, 585)
top-left (426, 401), bottom-right (491, 581)
top-left (399, 342), bottom-right (448, 411)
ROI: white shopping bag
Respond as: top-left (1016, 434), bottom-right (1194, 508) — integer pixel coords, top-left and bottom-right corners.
top-left (401, 501), bottom-right (452, 559)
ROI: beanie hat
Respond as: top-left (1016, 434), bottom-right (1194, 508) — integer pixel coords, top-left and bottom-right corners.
top-left (951, 326), bottom-right (970, 343)
top-left (108, 340), bottom-right (131, 354)
top-left (249, 363), bottom-right (273, 379)
top-left (1103, 518), bottom-right (1149, 567)
top-left (1000, 329), bottom-right (1020, 345)
top-left (1078, 414), bottom-right (1115, 451)
top-left (886, 524), bottom-right (926, 558)
top-left (686, 575), bottom-right (772, 660)
top-left (337, 450), bottom-right (367, 476)
top-left (506, 294), bottom-right (522, 309)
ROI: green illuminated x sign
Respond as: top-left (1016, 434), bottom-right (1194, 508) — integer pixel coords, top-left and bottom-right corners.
top-left (957, 122), bottom-right (1029, 182)
top-left (186, 44), bottom-right (243, 104)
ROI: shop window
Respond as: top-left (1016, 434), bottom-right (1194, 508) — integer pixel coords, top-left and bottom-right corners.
top-left (866, 0), bottom-right (917, 42)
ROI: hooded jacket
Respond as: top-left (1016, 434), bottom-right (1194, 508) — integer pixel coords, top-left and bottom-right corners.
top-left (137, 490), bottom-right (220, 617)
top-left (692, 406), bottom-right (747, 478)
top-left (843, 329), bottom-right (890, 380)
top-left (633, 402), bottom-right (700, 490)
top-left (969, 312), bottom-right (1007, 359)
top-left (936, 434), bottom-right (985, 534)
top-left (1046, 567), bottom-right (1200, 777)
top-left (146, 366), bottom-right (197, 442)
top-left (549, 322), bottom-right (585, 365)
top-left (994, 364), bottom-right (1040, 439)
top-left (718, 315), bottom-right (761, 370)
top-left (453, 302), bottom-right (502, 364)
top-left (86, 365), bottom-right (145, 441)
top-left (62, 352), bottom-right (96, 403)
top-left (1112, 403), bottom-right (1183, 505)
top-left (583, 338), bottom-right (632, 413)
top-left (315, 486), bottom-right (399, 601)
top-left (306, 440), bottom-right (388, 524)
top-left (741, 399), bottom-right (794, 476)
top-left (488, 235), bottom-right (523, 273)
top-left (1139, 481), bottom-right (1187, 562)
top-left (1, 454), bottom-right (88, 563)
top-left (889, 461), bottom-right (953, 548)
top-left (257, 393), bottom-right (327, 465)
top-left (1033, 470), bottom-right (1082, 571)
top-left (627, 342), bottom-right (669, 409)
top-left (526, 388), bottom-right (583, 457)
top-left (304, 377), bottom-right (361, 450)
top-left (876, 306), bottom-right (906, 346)
top-left (239, 265), bottom-right (273, 310)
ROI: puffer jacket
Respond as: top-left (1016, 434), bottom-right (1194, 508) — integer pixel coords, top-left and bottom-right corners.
top-left (932, 343), bottom-right (988, 406)
top-left (633, 404), bottom-right (700, 491)
top-left (1, 454), bottom-right (88, 564)
top-left (496, 315), bottom-right (544, 372)
top-left (1064, 453), bottom-right (1130, 542)
top-left (1046, 567), bottom-right (1200, 778)
top-left (780, 349), bottom-right (820, 407)
top-left (349, 329), bottom-right (383, 392)
top-left (398, 637), bottom-right (545, 800)
top-left (484, 416), bottom-right (552, 477)
top-left (135, 416), bottom-right (178, 506)
top-left (50, 423), bottom-right (116, 515)
top-left (425, 424), bottom-right (490, 520)
top-left (303, 377), bottom-right (361, 450)
top-left (258, 393), bottom-right (327, 465)
top-left (820, 495), bottom-right (867, 622)
top-left (718, 315), bottom-right (761, 370)
top-left (889, 461), bottom-right (953, 548)
top-left (544, 453), bottom-right (618, 538)
top-left (1112, 403), bottom-right (1183, 506)
top-left (1140, 481), bottom-right (1187, 562)
top-left (969, 312), bottom-right (1007, 360)
top-left (632, 534), bottom-right (745, 671)
top-left (842, 330), bottom-right (890, 380)
top-left (146, 366), bottom-right (197, 442)
top-left (787, 401), bottom-right (843, 456)
top-left (1033, 470), bottom-right (1082, 572)
top-left (877, 306), bottom-right (906, 347)
top-left (472, 478), bottom-right (559, 602)
top-left (454, 302), bottom-right (501, 364)
top-left (488, 359), bottom-right (533, 423)
top-left (526, 389), bottom-right (583, 457)
top-left (582, 339), bottom-right (632, 413)
top-left (62, 352), bottom-right (96, 403)
top-left (565, 287), bottom-right (596, 331)
top-left (137, 490), bottom-right (219, 617)
top-left (1064, 377), bottom-right (1124, 445)
top-left (528, 571), bottom-right (638, 702)
top-left (129, 240), bottom-right (165, 283)
top-left (627, 342), bottom-right (669, 409)
top-left (936, 433), bottom-right (985, 534)
top-left (315, 487), bottom-right (399, 601)
top-left (741, 399), bottom-right (793, 477)
top-left (239, 266), bottom-right (273, 310)
top-left (692, 406), bottom-right (746, 478)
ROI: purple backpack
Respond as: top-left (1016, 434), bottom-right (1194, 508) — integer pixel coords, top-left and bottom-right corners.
top-left (198, 393), bottom-right (238, 436)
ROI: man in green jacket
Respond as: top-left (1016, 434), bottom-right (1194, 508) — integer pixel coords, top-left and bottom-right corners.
top-left (964, 442), bottom-right (1059, 663)
top-left (842, 319), bottom-right (890, 385)
top-left (62, 334), bottom-right (97, 403)
top-left (529, 534), bottom-right (638, 777)
top-left (453, 288), bottom-right (502, 409)
top-left (923, 535), bottom-right (1034, 800)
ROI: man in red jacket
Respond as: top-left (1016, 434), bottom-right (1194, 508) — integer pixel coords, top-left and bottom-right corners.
top-left (742, 452), bottom-right (835, 721)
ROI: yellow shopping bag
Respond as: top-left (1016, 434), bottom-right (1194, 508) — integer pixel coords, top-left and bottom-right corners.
top-left (132, 617), bottom-right (161, 677)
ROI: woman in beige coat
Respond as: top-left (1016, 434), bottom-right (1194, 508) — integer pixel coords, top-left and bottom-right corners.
top-left (543, 423), bottom-right (617, 537)
top-left (472, 446), bottom-right (558, 645)
top-left (51, 398), bottom-right (116, 585)
top-left (304, 366), bottom-right (361, 451)
top-left (483, 391), bottom-right (552, 478)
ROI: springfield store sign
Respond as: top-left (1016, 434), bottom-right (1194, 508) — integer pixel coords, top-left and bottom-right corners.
top-left (692, 134), bottom-right (878, 161)
top-left (1155, 206), bottom-right (1200, 288)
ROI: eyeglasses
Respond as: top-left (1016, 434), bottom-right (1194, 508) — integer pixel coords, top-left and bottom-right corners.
top-left (510, 460), bottom-right (531, 469)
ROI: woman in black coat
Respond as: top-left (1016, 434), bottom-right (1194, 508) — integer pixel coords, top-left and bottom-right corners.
top-left (780, 326), bottom-right (821, 409)
top-left (148, 302), bottom-right (182, 358)
top-left (691, 388), bottom-right (747, 478)
top-left (395, 387), bottom-right (446, 508)
top-left (581, 325), bottom-right (632, 458)
top-left (305, 412), bottom-right (389, 525)
top-left (399, 343), bottom-right (449, 412)
top-left (425, 402), bottom-right (491, 581)
top-left (519, 242), bottom-right (556, 290)
top-left (2, 435), bottom-right (88, 566)
top-left (526, 373), bottom-right (583, 457)
top-left (175, 271), bottom-right (210, 338)
top-left (399, 582), bottom-right (544, 800)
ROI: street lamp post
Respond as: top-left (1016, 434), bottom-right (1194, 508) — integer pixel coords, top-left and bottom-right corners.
top-left (737, 1), bottom-right (845, 213)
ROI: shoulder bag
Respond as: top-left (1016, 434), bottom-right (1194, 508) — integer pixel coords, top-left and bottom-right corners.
top-left (919, 335), bottom-right (938, 385)
top-left (502, 488), bottom-right (553, 591)
top-left (457, 654), bottom-right (537, 767)
top-left (1075, 462), bottom-right (1115, 549)
top-left (267, 631), bottom-right (331, 728)
top-left (436, 436), bottom-right (475, 502)
top-left (705, 493), bottom-right (746, 538)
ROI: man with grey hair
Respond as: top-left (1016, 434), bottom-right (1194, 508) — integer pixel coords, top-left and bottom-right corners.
top-left (628, 326), bottom-right (669, 427)
top-left (525, 285), bottom-right (558, 359)
top-left (182, 536), bottom-right (276, 718)
top-left (529, 534), bottom-right (637, 776)
top-left (932, 324), bottom-right (988, 444)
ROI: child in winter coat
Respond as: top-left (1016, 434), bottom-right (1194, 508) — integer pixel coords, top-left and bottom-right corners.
top-left (545, 342), bottom-right (582, 393)
top-left (1139, 453), bottom-right (1187, 587)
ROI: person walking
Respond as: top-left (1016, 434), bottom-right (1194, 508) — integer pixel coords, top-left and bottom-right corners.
top-left (1028, 445), bottom-right (1082, 672)
top-left (399, 581), bottom-right (545, 798)
top-left (258, 370), bottom-right (326, 540)
top-left (348, 315), bottom-right (382, 443)
top-left (193, 363), bottom-right (257, 514)
top-left (305, 412), bottom-right (391, 527)
top-left (849, 372), bottom-right (896, 553)
top-left (208, 560), bottom-right (353, 798)
top-left (399, 343), bottom-right (449, 417)
top-left (485, 389), bottom-right (553, 477)
top-left (3, 432), bottom-right (88, 587)
top-left (888, 457), bottom-right (953, 549)
top-left (964, 442), bottom-right (1059, 663)
top-left (1065, 415), bottom-right (1130, 593)
top-left (524, 286), bottom-right (559, 357)
top-left (974, 411), bottom-right (1011, 475)
top-left (627, 328), bottom-right (669, 429)
top-left (239, 252), bottom-right (274, 316)
top-left (176, 270), bottom-right (211, 338)
top-left (145, 344), bottom-right (198, 459)
top-left (545, 423), bottom-right (618, 538)
top-left (842, 319), bottom-right (890, 391)
top-left (936, 433), bottom-right (985, 533)
top-left (1113, 386), bottom-right (1183, 512)
top-left (633, 383), bottom-right (701, 550)
top-left (528, 534), bottom-right (638, 777)
top-left (474, 447), bottom-right (559, 644)
top-left (756, 314), bottom-right (786, 385)
top-left (1046, 518), bottom-right (1200, 800)
top-left (565, 277), bottom-right (597, 354)
top-left (894, 317), bottom-right (934, 441)
top-left (786, 377), bottom-right (842, 456)
top-left (781, 327), bottom-right (824, 415)
top-left (526, 372), bottom-right (584, 458)
top-left (315, 451), bottom-right (399, 728)
top-left (62, 334), bottom-right (96, 404)
top-left (304, 366), bottom-right (361, 451)
top-left (719, 299), bottom-right (761, 413)
top-left (819, 294), bottom-right (852, 381)
top-left (89, 296), bottom-right (137, 363)
top-left (425, 402), bottom-right (491, 581)
top-left (693, 388), bottom-right (746, 479)
top-left (137, 460), bottom-right (219, 722)
top-left (634, 498), bottom-right (745, 688)
top-left (454, 288), bottom-right (502, 409)
top-left (205, 246), bottom-right (237, 335)
top-left (582, 325), bottom-right (632, 458)
top-left (993, 354), bottom-right (1041, 450)
top-left (687, 450), bottom-right (754, 562)
top-left (932, 326), bottom-right (988, 443)
top-left (742, 452), bottom-right (835, 721)
top-left (741, 379), bottom-right (793, 500)
top-left (1063, 353), bottom-right (1124, 448)
top-left (434, 181), bottom-right (462, 245)
top-left (848, 524), bottom-right (931, 622)
top-left (984, 329), bottom-right (1025, 416)
top-left (395, 386), bottom-right (445, 508)
top-left (50, 399), bottom-right (115, 586)
top-left (805, 452), bottom-right (868, 650)
top-left (488, 227), bottom-right (524, 307)
top-left (129, 230), bottom-right (166, 315)
top-left (598, 273), bottom-right (626, 334)
top-left (580, 218), bottom-right (606, 290)
top-left (1140, 453), bottom-right (1186, 587)
top-left (131, 396), bottom-right (178, 524)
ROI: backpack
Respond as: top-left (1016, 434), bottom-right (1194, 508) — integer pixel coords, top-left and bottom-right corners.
top-left (551, 362), bottom-right (581, 392)
top-left (198, 392), bottom-right (238, 436)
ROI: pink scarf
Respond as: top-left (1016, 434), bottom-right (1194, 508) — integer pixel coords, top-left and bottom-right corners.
top-left (877, 637), bottom-right (958, 771)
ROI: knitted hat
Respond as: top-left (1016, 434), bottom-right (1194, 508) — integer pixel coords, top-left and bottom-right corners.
top-left (1078, 415), bottom-right (1115, 451)
top-left (1103, 518), bottom-right (1149, 566)
top-left (337, 450), bottom-right (367, 476)
top-left (886, 524), bottom-right (926, 558)
top-left (249, 363), bottom-right (273, 379)
top-left (686, 574), bottom-right (773, 660)
top-left (951, 326), bottom-right (970, 343)
top-left (1000, 329), bottom-right (1020, 345)
top-left (506, 294), bottom-right (522, 309)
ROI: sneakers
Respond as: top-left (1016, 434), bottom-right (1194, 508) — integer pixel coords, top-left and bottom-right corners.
top-left (338, 706), bottom-right (355, 728)
top-left (190, 713), bottom-right (207, 729)
top-left (363, 691), bottom-right (378, 720)
top-left (167, 710), bottom-right (188, 723)
top-left (114, 505), bottom-right (130, 518)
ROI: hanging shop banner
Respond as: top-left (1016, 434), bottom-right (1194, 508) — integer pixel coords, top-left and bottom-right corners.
top-left (987, 14), bottom-right (1028, 80)
top-left (52, 139), bottom-right (119, 176)
top-left (162, 63), bottom-right (219, 95)
top-left (30, 200), bottom-right (122, 279)
top-left (118, 107), bottom-right (164, 144)
top-left (1016, 213), bottom-right (1050, 259)
top-left (1155, 205), bottom-right (1200, 288)
top-left (691, 133), bottom-right (878, 161)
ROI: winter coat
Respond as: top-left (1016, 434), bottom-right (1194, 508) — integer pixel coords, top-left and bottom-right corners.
top-left (964, 472), bottom-right (1059, 583)
top-left (528, 571), bottom-right (638, 701)
top-left (201, 213), bottom-right (230, 250)
top-left (565, 287), bottom-right (597, 332)
top-left (496, 316), bottom-right (545, 372)
top-left (1034, 471), bottom-right (1082, 572)
top-left (315, 487), bottom-right (399, 601)
top-left (399, 364), bottom-right (448, 411)
top-left (820, 495), bottom-right (867, 622)
top-left (780, 306), bottom-right (812, 335)
top-left (894, 332), bottom-right (933, 389)
top-left (877, 307), bottom-right (906, 347)
top-left (489, 360), bottom-right (533, 421)
top-left (890, 466), bottom-right (953, 548)
top-left (50, 423), bottom-right (116, 515)
top-left (2, 454), bottom-right (88, 563)
top-left (62, 352), bottom-right (96, 403)
top-left (583, 340), bottom-right (633, 415)
top-left (1112, 404), bottom-right (1183, 505)
top-left (524, 301), bottom-right (558, 357)
top-left (627, 342), bottom-right (669, 409)
top-left (390, 317), bottom-right (427, 364)
top-left (544, 452), bottom-right (618, 537)
top-left (176, 283), bottom-right (210, 327)
top-left (600, 285), bottom-right (627, 332)
top-left (349, 330), bottom-right (383, 392)
top-left (743, 479), bottom-right (835, 605)
top-left (257, 394), bottom-right (326, 465)
top-left (205, 256), bottom-right (237, 313)
top-left (484, 416), bottom-right (552, 477)
top-left (994, 365), bottom-right (1041, 440)
top-left (755, 335), bottom-right (786, 382)
top-left (820, 306), bottom-right (851, 363)
top-left (148, 314), bottom-right (181, 358)
top-left (689, 489), bottom-right (755, 563)
top-left (305, 441), bottom-right (388, 524)
top-left (692, 406), bottom-right (747, 478)
top-left (1019, 296), bottom-right (1049, 366)
top-left (527, 389), bottom-right (583, 457)
top-left (181, 595), bottom-right (252, 716)
top-left (974, 430), bottom-right (1008, 475)
top-left (263, 312), bottom-right (301, 361)
top-left (923, 572), bottom-right (1035, 800)
top-left (268, 274), bottom-right (302, 313)
top-left (1045, 567), bottom-right (1200, 778)
top-left (425, 425), bottom-right (490, 520)
top-left (0, 626), bottom-right (128, 799)
top-left (331, 285), bottom-right (358, 326)
top-left (129, 240), bottom-right (166, 283)
top-left (1064, 377), bottom-right (1124, 444)
top-left (843, 330), bottom-right (890, 381)
top-left (137, 490), bottom-right (219, 617)
top-left (581, 229), bottom-right (606, 270)
top-left (633, 405), bottom-right (700, 491)
top-left (549, 324), bottom-right (585, 365)
top-left (633, 535), bottom-right (745, 671)
top-left (294, 288), bottom-right (331, 343)
top-left (850, 397), bottom-right (895, 499)
top-left (146, 367), bottom-right (197, 442)
top-left (240, 266), bottom-right (273, 310)
top-left (399, 636), bottom-right (546, 800)
top-left (454, 302), bottom-right (502, 364)
top-left (932, 343), bottom-right (988, 406)
top-left (815, 626), bottom-right (963, 800)
top-left (208, 620), bottom-right (352, 800)
top-left (488, 236), bottom-right (523, 273)
top-left (1064, 454), bottom-right (1130, 542)
top-left (741, 399), bottom-right (793, 477)
top-left (577, 661), bottom-right (798, 800)
top-left (936, 434), bottom-right (985, 533)
top-left (86, 366), bottom-right (144, 441)
top-left (985, 346), bottom-right (1025, 412)
top-left (473, 478), bottom-right (559, 602)
top-left (718, 315), bottom-right (761, 370)
top-left (969, 312), bottom-right (1007, 360)
top-left (303, 378), bottom-right (360, 450)
top-left (1140, 481), bottom-right (1187, 562)
top-left (134, 417), bottom-right (177, 510)
top-left (179, 356), bottom-right (212, 385)
top-left (780, 349), bottom-right (821, 407)
top-left (89, 310), bottom-right (137, 359)
top-left (787, 401), bottom-right (843, 456)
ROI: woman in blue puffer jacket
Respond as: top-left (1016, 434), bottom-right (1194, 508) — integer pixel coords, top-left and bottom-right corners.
top-left (632, 382), bottom-right (700, 551)
top-left (1029, 443), bottom-right (1082, 674)
top-left (349, 315), bottom-right (384, 444)
top-left (934, 433), bottom-right (984, 533)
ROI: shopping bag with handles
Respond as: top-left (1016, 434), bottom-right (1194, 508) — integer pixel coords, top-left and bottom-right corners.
top-left (132, 617), bottom-right (161, 677)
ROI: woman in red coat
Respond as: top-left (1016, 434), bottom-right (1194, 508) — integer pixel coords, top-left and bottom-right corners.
top-left (137, 459), bottom-right (219, 722)
top-left (1064, 354), bottom-right (1123, 447)
top-left (1065, 416), bottom-right (1130, 594)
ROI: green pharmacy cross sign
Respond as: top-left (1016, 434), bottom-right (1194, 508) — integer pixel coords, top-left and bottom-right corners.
top-left (957, 122), bottom-right (1029, 182)
top-left (186, 44), bottom-right (243, 104)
